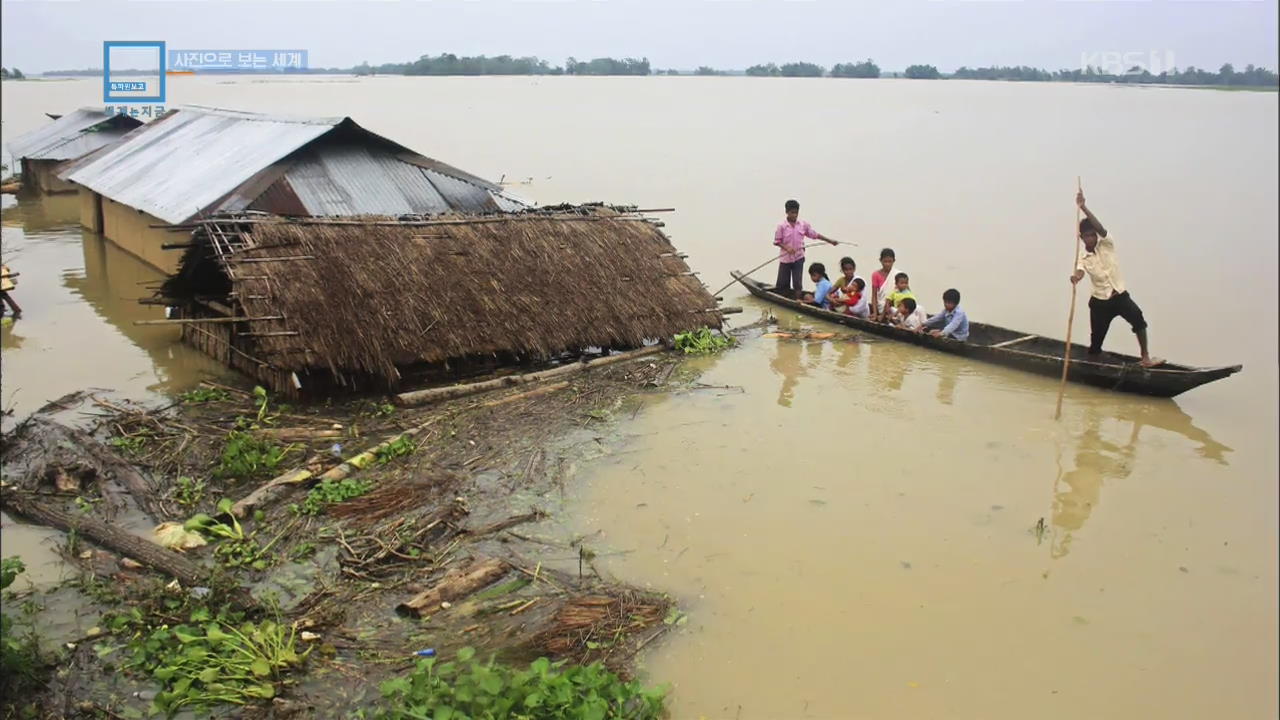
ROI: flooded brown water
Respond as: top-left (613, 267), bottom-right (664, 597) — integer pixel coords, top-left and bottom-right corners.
top-left (3, 77), bottom-right (1276, 717)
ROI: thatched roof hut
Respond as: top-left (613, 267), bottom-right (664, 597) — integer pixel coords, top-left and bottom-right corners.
top-left (161, 205), bottom-right (721, 396)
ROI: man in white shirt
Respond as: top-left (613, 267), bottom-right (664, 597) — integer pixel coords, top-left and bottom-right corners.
top-left (1069, 192), bottom-right (1162, 367)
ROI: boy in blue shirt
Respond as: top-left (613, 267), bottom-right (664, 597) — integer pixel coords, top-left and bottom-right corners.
top-left (921, 288), bottom-right (969, 341)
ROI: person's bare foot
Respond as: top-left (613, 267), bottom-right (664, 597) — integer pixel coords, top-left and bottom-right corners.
top-left (1138, 357), bottom-right (1165, 368)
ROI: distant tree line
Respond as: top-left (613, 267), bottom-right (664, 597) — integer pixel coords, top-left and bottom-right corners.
top-left (904, 64), bottom-right (941, 79)
top-left (831, 60), bottom-right (881, 78)
top-left (350, 54), bottom-right (650, 76)
top-left (565, 57), bottom-right (650, 76)
top-left (0, 67), bottom-right (25, 80)
top-left (745, 62), bottom-right (825, 77)
top-left (952, 62), bottom-right (1278, 86)
top-left (26, 56), bottom-right (1279, 87)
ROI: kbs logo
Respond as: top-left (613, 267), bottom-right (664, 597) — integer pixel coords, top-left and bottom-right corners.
top-left (1079, 50), bottom-right (1176, 77)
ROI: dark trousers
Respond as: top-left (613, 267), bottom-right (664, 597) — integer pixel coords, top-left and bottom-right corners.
top-left (775, 258), bottom-right (805, 298)
top-left (1088, 291), bottom-right (1146, 354)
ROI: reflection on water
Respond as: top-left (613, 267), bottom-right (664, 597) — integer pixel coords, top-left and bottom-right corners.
top-left (768, 338), bottom-right (807, 408)
top-left (1051, 400), bottom-right (1233, 560)
top-left (0, 192), bottom-right (81, 233)
top-left (1, 193), bottom-right (236, 586)
top-left (935, 358), bottom-right (959, 405)
top-left (565, 325), bottom-right (1270, 719)
top-left (0, 194), bottom-right (235, 424)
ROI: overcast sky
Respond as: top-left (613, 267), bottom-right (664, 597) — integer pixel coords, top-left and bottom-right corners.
top-left (2, 0), bottom-right (1276, 74)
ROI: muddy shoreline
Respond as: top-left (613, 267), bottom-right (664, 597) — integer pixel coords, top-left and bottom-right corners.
top-left (0, 343), bottom-right (752, 718)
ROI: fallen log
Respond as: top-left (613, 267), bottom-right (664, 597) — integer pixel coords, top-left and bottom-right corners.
top-left (396, 557), bottom-right (508, 617)
top-left (0, 488), bottom-right (207, 588)
top-left (476, 382), bottom-right (570, 409)
top-left (394, 345), bottom-right (667, 408)
top-left (1, 417), bottom-right (163, 519)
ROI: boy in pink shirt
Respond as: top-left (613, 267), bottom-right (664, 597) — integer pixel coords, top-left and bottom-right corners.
top-left (774, 199), bottom-right (837, 299)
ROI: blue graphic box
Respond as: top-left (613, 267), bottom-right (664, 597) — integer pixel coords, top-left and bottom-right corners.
top-left (103, 41), bottom-right (166, 103)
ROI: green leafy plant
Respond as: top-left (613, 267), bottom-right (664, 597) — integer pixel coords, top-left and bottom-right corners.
top-left (289, 542), bottom-right (317, 561)
top-left (174, 476), bottom-right (206, 508)
top-left (1, 557), bottom-right (24, 591)
top-left (252, 385), bottom-right (272, 424)
top-left (374, 648), bottom-right (667, 720)
top-left (73, 495), bottom-right (100, 513)
top-left (179, 386), bottom-right (232, 404)
top-left (215, 431), bottom-right (291, 480)
top-left (183, 500), bottom-right (281, 570)
top-left (294, 478), bottom-right (371, 516)
top-left (363, 401), bottom-right (396, 418)
top-left (102, 604), bottom-right (307, 716)
top-left (673, 327), bottom-right (733, 355)
top-left (1, 558), bottom-right (44, 708)
top-left (374, 435), bottom-right (414, 464)
top-left (184, 499), bottom-right (246, 541)
top-left (110, 433), bottom-right (149, 454)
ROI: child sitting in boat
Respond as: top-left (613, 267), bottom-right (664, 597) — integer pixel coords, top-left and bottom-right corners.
top-left (831, 257), bottom-right (860, 294)
top-left (799, 262), bottom-right (833, 309)
top-left (920, 288), bottom-right (970, 341)
top-left (881, 272), bottom-right (915, 321)
top-left (832, 277), bottom-right (869, 318)
top-left (894, 296), bottom-right (927, 331)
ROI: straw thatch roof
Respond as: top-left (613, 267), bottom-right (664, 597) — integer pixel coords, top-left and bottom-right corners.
top-left (164, 206), bottom-right (720, 392)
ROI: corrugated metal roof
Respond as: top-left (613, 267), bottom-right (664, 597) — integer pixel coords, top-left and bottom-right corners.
top-left (63, 106), bottom-right (344, 225)
top-left (284, 144), bottom-right (455, 216)
top-left (269, 144), bottom-right (529, 217)
top-left (26, 126), bottom-right (136, 163)
top-left (422, 170), bottom-right (500, 214)
top-left (7, 107), bottom-right (142, 161)
top-left (62, 105), bottom-right (530, 224)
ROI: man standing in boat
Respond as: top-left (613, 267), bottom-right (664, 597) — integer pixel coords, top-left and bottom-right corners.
top-left (774, 200), bottom-right (837, 299)
top-left (1070, 191), bottom-right (1162, 367)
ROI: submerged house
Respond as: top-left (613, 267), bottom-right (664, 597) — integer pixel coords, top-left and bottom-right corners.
top-left (58, 105), bottom-right (527, 273)
top-left (5, 108), bottom-right (142, 194)
top-left (159, 206), bottom-right (722, 396)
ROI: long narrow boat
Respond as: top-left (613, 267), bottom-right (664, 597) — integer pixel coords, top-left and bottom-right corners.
top-left (731, 271), bottom-right (1241, 398)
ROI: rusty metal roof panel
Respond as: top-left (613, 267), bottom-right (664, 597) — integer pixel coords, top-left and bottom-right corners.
top-left (63, 106), bottom-right (342, 225)
top-left (7, 107), bottom-right (142, 161)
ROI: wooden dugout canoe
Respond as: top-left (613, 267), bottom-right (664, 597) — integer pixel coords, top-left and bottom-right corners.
top-left (731, 271), bottom-right (1241, 398)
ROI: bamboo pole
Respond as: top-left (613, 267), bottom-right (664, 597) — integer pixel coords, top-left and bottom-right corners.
top-left (229, 414), bottom-right (442, 517)
top-left (394, 345), bottom-right (667, 408)
top-left (1054, 177), bottom-right (1084, 421)
top-left (476, 381), bottom-right (570, 408)
top-left (709, 241), bottom-right (832, 298)
top-left (133, 315), bottom-right (283, 326)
